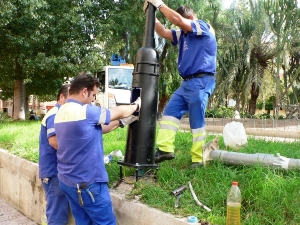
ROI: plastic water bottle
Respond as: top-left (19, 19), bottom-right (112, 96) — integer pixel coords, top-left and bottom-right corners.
top-left (226, 181), bottom-right (241, 225)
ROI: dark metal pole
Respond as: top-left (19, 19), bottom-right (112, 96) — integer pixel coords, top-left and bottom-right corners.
top-left (142, 4), bottom-right (156, 48)
top-left (118, 4), bottom-right (159, 172)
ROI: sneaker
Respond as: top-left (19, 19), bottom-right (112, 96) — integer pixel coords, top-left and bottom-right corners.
top-left (154, 149), bottom-right (175, 163)
top-left (190, 162), bottom-right (203, 169)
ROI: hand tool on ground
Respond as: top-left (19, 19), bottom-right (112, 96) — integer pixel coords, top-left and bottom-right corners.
top-left (171, 185), bottom-right (187, 208)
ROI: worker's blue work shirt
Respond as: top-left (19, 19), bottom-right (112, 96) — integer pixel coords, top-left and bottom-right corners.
top-left (171, 20), bottom-right (217, 77)
top-left (54, 99), bottom-right (111, 187)
top-left (39, 103), bottom-right (61, 179)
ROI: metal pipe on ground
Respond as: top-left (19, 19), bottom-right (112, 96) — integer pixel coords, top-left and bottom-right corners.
top-left (203, 145), bottom-right (300, 170)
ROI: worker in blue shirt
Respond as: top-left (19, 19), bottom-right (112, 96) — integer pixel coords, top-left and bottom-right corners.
top-left (144, 1), bottom-right (217, 168)
top-left (54, 73), bottom-right (140, 225)
top-left (39, 84), bottom-right (70, 224)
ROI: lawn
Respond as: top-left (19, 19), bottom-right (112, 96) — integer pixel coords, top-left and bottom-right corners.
top-left (0, 120), bottom-right (300, 224)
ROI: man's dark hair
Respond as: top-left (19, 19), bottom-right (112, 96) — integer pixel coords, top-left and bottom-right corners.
top-left (176, 6), bottom-right (195, 19)
top-left (56, 84), bottom-right (70, 101)
top-left (69, 72), bottom-right (100, 96)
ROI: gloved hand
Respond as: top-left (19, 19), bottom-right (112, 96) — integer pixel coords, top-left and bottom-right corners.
top-left (143, 0), bottom-right (164, 12)
top-left (133, 97), bottom-right (141, 112)
top-left (119, 115), bottom-right (139, 128)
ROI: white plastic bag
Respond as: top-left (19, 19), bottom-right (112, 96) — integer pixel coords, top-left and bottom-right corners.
top-left (223, 121), bottom-right (247, 150)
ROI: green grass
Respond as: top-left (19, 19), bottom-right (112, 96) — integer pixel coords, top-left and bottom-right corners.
top-left (0, 121), bottom-right (40, 162)
top-left (1, 121), bottom-right (300, 225)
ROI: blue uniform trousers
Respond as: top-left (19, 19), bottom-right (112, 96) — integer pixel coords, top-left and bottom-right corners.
top-left (59, 181), bottom-right (116, 225)
top-left (157, 75), bottom-right (216, 162)
top-left (42, 176), bottom-right (69, 225)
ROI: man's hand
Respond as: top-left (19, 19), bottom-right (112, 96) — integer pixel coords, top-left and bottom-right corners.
top-left (133, 97), bottom-right (141, 112)
top-left (119, 115), bottom-right (139, 128)
top-left (143, 0), bottom-right (164, 12)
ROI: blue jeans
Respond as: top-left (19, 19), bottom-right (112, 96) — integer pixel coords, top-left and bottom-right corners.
top-left (59, 181), bottom-right (116, 225)
top-left (42, 176), bottom-right (69, 225)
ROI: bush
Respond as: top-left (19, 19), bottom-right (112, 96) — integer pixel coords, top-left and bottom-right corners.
top-left (0, 111), bottom-right (13, 122)
top-left (256, 101), bottom-right (263, 110)
top-left (256, 96), bottom-right (274, 111)
top-left (206, 106), bottom-right (235, 118)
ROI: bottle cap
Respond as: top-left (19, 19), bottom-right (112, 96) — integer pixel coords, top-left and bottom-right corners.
top-left (232, 181), bottom-right (238, 186)
top-left (188, 216), bottom-right (198, 223)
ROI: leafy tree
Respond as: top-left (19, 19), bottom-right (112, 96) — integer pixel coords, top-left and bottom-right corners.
top-left (247, 0), bottom-right (275, 115)
top-left (216, 1), bottom-right (255, 113)
top-left (0, 0), bottom-right (115, 119)
top-left (264, 0), bottom-right (300, 118)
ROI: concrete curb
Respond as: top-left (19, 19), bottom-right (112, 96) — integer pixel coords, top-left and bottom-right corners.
top-left (111, 189), bottom-right (189, 225)
top-left (0, 148), bottom-right (45, 223)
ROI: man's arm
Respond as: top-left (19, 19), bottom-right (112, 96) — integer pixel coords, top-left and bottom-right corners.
top-left (48, 135), bottom-right (58, 150)
top-left (102, 99), bottom-right (140, 134)
top-left (109, 97), bottom-right (141, 121)
top-left (155, 18), bottom-right (173, 41)
top-left (102, 120), bottom-right (119, 134)
top-left (158, 4), bottom-right (193, 32)
top-left (109, 104), bottom-right (138, 121)
top-left (102, 115), bottom-right (138, 134)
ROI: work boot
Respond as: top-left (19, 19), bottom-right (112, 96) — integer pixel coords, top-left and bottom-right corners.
top-left (154, 149), bottom-right (175, 163)
top-left (190, 162), bottom-right (203, 169)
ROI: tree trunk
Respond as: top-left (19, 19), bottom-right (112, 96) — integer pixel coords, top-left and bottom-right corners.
top-left (249, 82), bottom-right (260, 115)
top-left (13, 79), bottom-right (25, 120)
top-left (235, 93), bottom-right (241, 112)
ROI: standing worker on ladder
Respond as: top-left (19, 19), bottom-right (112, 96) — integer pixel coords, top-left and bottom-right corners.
top-left (144, 1), bottom-right (217, 168)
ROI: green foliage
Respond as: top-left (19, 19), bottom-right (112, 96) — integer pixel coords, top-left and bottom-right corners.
top-left (25, 77), bottom-right (65, 101)
top-left (1, 0), bottom-right (299, 118)
top-left (0, 0), bottom-right (116, 100)
top-left (256, 96), bottom-right (275, 111)
top-left (240, 112), bottom-right (252, 118)
top-left (206, 106), bottom-right (235, 118)
top-left (264, 0), bottom-right (300, 117)
top-left (266, 96), bottom-right (275, 110)
top-left (256, 101), bottom-right (263, 110)
top-left (288, 86), bottom-right (300, 104)
top-left (0, 111), bottom-right (14, 122)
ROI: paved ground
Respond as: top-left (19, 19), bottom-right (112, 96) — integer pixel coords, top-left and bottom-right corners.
top-left (0, 197), bottom-right (38, 225)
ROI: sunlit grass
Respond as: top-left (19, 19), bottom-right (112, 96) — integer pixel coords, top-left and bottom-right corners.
top-left (0, 121), bottom-right (40, 162)
top-left (1, 121), bottom-right (300, 224)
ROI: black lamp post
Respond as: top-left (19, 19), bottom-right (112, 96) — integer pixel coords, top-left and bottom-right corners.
top-left (117, 3), bottom-right (160, 181)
